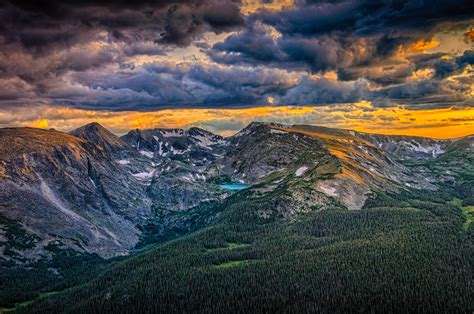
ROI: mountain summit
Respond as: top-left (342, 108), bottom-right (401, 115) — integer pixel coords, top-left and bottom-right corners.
top-left (69, 122), bottom-right (128, 154)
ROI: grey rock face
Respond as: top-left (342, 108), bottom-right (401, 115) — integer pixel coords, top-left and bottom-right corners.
top-left (223, 122), bottom-right (330, 183)
top-left (0, 127), bottom-right (150, 261)
top-left (120, 127), bottom-right (229, 211)
top-left (359, 133), bottom-right (448, 160)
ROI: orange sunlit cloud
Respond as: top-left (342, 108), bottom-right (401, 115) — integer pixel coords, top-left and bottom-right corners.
top-left (241, 0), bottom-right (294, 14)
top-left (395, 39), bottom-right (441, 60)
top-left (464, 28), bottom-right (474, 42)
top-left (408, 39), bottom-right (440, 52)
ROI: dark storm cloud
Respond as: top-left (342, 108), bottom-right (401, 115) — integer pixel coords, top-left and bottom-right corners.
top-left (205, 0), bottom-right (474, 109)
top-left (0, 0), bottom-right (248, 109)
top-left (0, 0), bottom-right (472, 111)
top-left (278, 77), bottom-right (369, 105)
top-left (408, 50), bottom-right (474, 79)
top-left (209, 23), bottom-right (375, 73)
top-left (210, 0), bottom-right (474, 71)
top-left (209, 23), bottom-right (285, 65)
top-left (122, 42), bottom-right (167, 57)
top-left (0, 0), bottom-right (244, 52)
top-left (337, 64), bottom-right (416, 86)
top-left (370, 80), bottom-right (468, 108)
top-left (258, 0), bottom-right (473, 37)
top-left (51, 63), bottom-right (300, 110)
top-left (51, 62), bottom-right (382, 111)
top-left (210, 0), bottom-right (474, 74)
top-left (0, 39), bottom-right (122, 85)
top-left (457, 50), bottom-right (474, 67)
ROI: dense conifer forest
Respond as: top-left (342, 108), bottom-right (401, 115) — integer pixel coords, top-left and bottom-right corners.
top-left (4, 182), bottom-right (470, 313)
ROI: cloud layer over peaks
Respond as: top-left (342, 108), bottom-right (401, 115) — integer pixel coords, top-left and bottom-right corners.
top-left (0, 0), bottom-right (472, 111)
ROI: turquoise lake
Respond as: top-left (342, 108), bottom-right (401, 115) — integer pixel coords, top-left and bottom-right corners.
top-left (220, 183), bottom-right (249, 190)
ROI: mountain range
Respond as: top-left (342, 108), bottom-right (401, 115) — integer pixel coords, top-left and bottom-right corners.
top-left (0, 122), bottom-right (472, 313)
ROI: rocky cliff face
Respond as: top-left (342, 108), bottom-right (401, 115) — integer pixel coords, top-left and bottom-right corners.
top-left (0, 122), bottom-right (472, 263)
top-left (0, 126), bottom-right (151, 262)
top-left (120, 126), bottom-right (229, 211)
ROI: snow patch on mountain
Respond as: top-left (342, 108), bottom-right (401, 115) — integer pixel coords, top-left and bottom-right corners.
top-left (169, 147), bottom-right (189, 155)
top-left (317, 184), bottom-right (338, 197)
top-left (192, 133), bottom-right (227, 148)
top-left (157, 142), bottom-right (164, 156)
top-left (400, 141), bottom-right (445, 157)
top-left (132, 170), bottom-right (155, 181)
top-left (161, 130), bottom-right (185, 137)
top-left (181, 173), bottom-right (206, 182)
top-left (295, 166), bottom-right (308, 177)
top-left (139, 150), bottom-right (154, 158)
top-left (193, 135), bottom-right (215, 148)
top-left (270, 129), bottom-right (288, 135)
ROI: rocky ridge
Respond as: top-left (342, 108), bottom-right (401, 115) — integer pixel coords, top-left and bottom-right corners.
top-left (0, 122), bottom-right (472, 263)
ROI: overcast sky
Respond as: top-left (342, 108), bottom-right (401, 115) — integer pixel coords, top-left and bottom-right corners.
top-left (0, 0), bottom-right (473, 137)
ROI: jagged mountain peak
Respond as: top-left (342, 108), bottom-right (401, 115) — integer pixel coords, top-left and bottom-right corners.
top-left (188, 126), bottom-right (222, 138)
top-left (121, 125), bottom-right (227, 160)
top-left (70, 122), bottom-right (115, 138)
top-left (78, 121), bottom-right (103, 129)
top-left (231, 121), bottom-right (284, 138)
top-left (69, 122), bottom-right (127, 152)
top-left (127, 126), bottom-right (222, 139)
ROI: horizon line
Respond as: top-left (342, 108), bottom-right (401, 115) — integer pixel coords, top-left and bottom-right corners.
top-left (2, 121), bottom-right (472, 141)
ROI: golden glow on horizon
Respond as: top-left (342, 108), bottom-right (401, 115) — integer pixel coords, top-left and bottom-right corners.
top-left (32, 119), bottom-right (49, 128)
top-left (3, 102), bottom-right (473, 139)
top-left (336, 105), bottom-right (474, 139)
